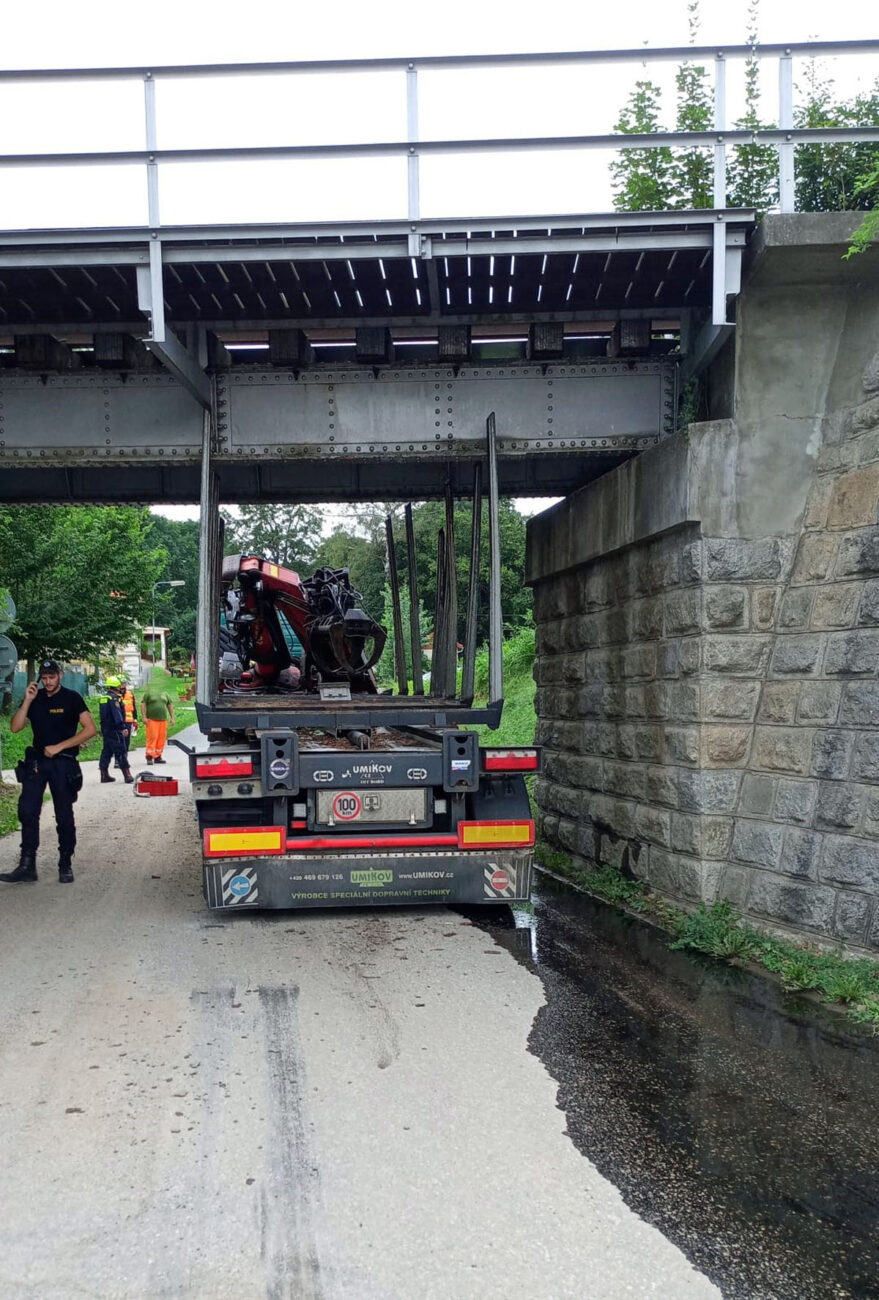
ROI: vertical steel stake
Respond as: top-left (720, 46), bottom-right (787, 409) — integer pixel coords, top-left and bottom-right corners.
top-left (461, 462), bottom-right (483, 706)
top-left (385, 514), bottom-right (408, 696)
top-left (486, 414), bottom-right (503, 706)
top-left (405, 503), bottom-right (424, 696)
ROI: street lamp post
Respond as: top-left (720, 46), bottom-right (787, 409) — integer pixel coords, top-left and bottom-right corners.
top-left (151, 580), bottom-right (185, 671)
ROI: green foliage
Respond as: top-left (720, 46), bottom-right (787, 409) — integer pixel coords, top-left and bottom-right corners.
top-left (726, 6), bottom-right (778, 214)
top-left (0, 781), bottom-right (18, 838)
top-left (146, 514), bottom-right (200, 653)
top-left (795, 66), bottom-right (879, 213)
top-left (221, 503), bottom-right (323, 569)
top-left (844, 162), bottom-right (879, 258)
top-left (0, 506), bottom-right (164, 674)
top-left (610, 80), bottom-right (674, 212)
top-left (314, 498), bottom-right (531, 654)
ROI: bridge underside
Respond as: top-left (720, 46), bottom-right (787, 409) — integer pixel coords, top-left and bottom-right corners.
top-left (0, 210), bottom-right (750, 502)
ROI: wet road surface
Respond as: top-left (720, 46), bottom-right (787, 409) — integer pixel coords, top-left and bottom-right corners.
top-left (474, 877), bottom-right (879, 1300)
top-left (0, 750), bottom-right (718, 1300)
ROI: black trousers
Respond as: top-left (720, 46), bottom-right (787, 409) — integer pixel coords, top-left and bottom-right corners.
top-left (18, 756), bottom-right (78, 857)
top-left (100, 733), bottom-right (128, 771)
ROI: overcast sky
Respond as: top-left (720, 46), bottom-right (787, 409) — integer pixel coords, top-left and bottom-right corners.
top-left (1, 0), bottom-right (875, 228)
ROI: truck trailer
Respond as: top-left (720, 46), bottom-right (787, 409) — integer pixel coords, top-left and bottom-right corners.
top-left (184, 415), bottom-right (539, 911)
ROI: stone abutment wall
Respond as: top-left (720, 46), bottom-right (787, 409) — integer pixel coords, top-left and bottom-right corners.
top-left (527, 225), bottom-right (879, 950)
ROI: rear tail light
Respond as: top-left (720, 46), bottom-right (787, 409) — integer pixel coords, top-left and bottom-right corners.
top-left (458, 820), bottom-right (535, 848)
top-left (483, 748), bottom-right (540, 773)
top-left (196, 756), bottom-right (254, 779)
top-left (204, 825), bottom-right (284, 857)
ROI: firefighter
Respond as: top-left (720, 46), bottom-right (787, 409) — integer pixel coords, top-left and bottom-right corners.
top-left (1, 659), bottom-right (97, 884)
top-left (115, 677), bottom-right (138, 768)
top-left (98, 677), bottom-right (134, 785)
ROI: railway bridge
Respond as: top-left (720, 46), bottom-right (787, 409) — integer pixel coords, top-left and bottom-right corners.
top-left (2, 45), bottom-right (879, 948)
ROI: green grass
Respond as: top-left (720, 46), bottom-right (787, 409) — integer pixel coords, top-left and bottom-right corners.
top-left (0, 781), bottom-right (18, 838)
top-left (537, 844), bottom-right (879, 1031)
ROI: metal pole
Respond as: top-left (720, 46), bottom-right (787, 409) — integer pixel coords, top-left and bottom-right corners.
top-left (196, 404), bottom-right (219, 707)
top-left (778, 50), bottom-right (795, 213)
top-left (486, 413), bottom-right (503, 705)
top-left (713, 54), bottom-right (726, 209)
top-left (443, 481), bottom-right (457, 698)
top-left (143, 72), bottom-right (160, 227)
top-left (405, 503), bottom-right (424, 695)
top-left (430, 528), bottom-right (446, 697)
top-left (712, 219), bottom-right (726, 326)
top-left (406, 64), bottom-right (420, 226)
top-left (461, 462), bottom-right (482, 705)
top-left (384, 514), bottom-right (408, 695)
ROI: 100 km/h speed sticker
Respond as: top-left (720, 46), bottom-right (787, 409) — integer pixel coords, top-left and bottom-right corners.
top-left (332, 791), bottom-right (362, 821)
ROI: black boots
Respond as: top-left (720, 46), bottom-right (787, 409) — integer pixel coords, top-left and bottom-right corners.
top-left (59, 855), bottom-right (74, 884)
top-left (123, 770), bottom-right (134, 784)
top-left (146, 756), bottom-right (154, 764)
top-left (0, 852), bottom-right (38, 883)
top-left (100, 769), bottom-right (115, 783)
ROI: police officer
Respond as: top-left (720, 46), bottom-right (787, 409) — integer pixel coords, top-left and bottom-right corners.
top-left (114, 677), bottom-right (138, 770)
top-left (98, 677), bottom-right (134, 786)
top-left (1, 659), bottom-right (97, 885)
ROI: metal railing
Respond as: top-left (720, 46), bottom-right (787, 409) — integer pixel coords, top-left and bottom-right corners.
top-left (0, 40), bottom-right (877, 229)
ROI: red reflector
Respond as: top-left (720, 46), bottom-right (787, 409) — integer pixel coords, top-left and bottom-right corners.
top-left (195, 758), bottom-right (254, 779)
top-left (286, 833), bottom-right (459, 851)
top-left (484, 750), bottom-right (539, 772)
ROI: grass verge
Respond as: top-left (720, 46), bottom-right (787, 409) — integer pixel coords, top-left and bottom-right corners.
top-left (536, 843), bottom-right (879, 1031)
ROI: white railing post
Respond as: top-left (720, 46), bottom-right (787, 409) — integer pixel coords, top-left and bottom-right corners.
top-left (406, 63), bottom-right (420, 244)
top-left (713, 53), bottom-right (727, 208)
top-left (778, 50), bottom-right (795, 213)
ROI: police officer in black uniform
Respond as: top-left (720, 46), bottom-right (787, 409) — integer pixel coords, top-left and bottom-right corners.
top-left (1, 659), bottom-right (97, 885)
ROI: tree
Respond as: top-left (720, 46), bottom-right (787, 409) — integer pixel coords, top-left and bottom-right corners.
top-left (669, 2), bottom-right (713, 210)
top-left (221, 503), bottom-right (324, 568)
top-left (795, 67), bottom-right (879, 213)
top-left (311, 526), bottom-right (387, 622)
top-left (726, 1), bottom-right (778, 214)
top-left (146, 513), bottom-right (200, 653)
top-left (0, 506), bottom-right (164, 679)
top-left (610, 81), bottom-right (674, 212)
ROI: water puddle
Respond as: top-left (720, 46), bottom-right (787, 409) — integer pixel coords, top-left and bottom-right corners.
top-left (471, 877), bottom-right (879, 1300)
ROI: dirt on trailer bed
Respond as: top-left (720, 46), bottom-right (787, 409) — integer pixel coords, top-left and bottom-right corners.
top-left (298, 727), bottom-right (441, 752)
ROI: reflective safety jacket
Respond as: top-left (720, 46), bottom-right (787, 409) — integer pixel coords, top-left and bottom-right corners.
top-left (98, 692), bottom-right (127, 737)
top-left (121, 688), bottom-right (138, 725)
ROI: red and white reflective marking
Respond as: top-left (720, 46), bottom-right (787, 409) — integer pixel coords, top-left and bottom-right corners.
top-left (332, 791), bottom-right (362, 821)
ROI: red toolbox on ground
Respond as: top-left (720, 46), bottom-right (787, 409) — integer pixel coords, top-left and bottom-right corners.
top-left (134, 772), bottom-right (179, 797)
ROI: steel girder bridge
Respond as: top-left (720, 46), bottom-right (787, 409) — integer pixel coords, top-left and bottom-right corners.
top-left (0, 41), bottom-right (875, 505)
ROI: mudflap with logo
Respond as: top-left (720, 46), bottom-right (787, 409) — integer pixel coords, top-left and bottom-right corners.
top-left (202, 850), bottom-right (532, 910)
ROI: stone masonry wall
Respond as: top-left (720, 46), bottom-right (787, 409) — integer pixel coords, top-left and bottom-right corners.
top-left (533, 377), bottom-right (879, 951)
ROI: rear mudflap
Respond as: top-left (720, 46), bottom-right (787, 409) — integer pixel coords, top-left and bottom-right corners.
top-left (203, 850), bottom-right (532, 910)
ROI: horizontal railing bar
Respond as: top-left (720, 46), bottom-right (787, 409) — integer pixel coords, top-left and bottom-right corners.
top-left (0, 210), bottom-right (758, 247)
top-left (0, 41), bottom-right (877, 81)
top-left (0, 227), bottom-right (737, 269)
top-left (1, 126), bottom-right (877, 169)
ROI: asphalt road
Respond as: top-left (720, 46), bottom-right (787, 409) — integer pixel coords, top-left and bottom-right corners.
top-left (0, 734), bottom-right (717, 1300)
